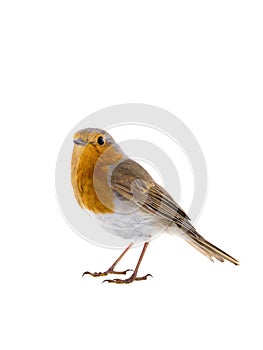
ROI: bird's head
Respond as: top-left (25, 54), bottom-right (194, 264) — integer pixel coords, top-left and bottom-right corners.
top-left (72, 128), bottom-right (125, 166)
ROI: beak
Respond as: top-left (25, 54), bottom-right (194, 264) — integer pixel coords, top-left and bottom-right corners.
top-left (73, 138), bottom-right (87, 146)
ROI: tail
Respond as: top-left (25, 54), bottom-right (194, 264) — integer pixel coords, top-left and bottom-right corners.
top-left (186, 233), bottom-right (239, 265)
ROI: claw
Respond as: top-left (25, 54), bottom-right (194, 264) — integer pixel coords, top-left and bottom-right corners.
top-left (102, 273), bottom-right (153, 284)
top-left (82, 271), bottom-right (105, 278)
top-left (82, 268), bottom-right (133, 278)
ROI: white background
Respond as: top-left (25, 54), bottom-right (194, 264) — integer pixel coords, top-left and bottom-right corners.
top-left (1, 1), bottom-right (263, 349)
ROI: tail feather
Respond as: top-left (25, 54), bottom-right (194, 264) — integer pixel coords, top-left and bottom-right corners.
top-left (187, 240), bottom-right (215, 263)
top-left (186, 233), bottom-right (239, 265)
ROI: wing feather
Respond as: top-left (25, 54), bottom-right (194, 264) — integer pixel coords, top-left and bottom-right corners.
top-left (111, 159), bottom-right (191, 225)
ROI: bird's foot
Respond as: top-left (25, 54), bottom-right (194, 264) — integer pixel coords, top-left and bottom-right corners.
top-left (102, 273), bottom-right (153, 284)
top-left (82, 268), bottom-right (133, 278)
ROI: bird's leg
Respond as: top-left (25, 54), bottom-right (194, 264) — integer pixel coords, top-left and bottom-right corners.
top-left (103, 242), bottom-right (152, 284)
top-left (82, 243), bottom-right (133, 278)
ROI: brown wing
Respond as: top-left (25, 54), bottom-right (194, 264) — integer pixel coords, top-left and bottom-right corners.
top-left (111, 159), bottom-right (192, 225)
top-left (112, 159), bottom-right (240, 266)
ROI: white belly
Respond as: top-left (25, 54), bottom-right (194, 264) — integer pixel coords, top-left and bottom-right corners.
top-left (88, 198), bottom-right (169, 243)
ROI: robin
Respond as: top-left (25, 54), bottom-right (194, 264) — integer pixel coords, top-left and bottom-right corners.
top-left (71, 128), bottom-right (239, 284)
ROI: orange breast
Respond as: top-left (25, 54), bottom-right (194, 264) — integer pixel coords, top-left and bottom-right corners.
top-left (71, 145), bottom-right (118, 214)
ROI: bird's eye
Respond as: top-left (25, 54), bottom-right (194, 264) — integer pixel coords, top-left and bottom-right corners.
top-left (97, 136), bottom-right (105, 145)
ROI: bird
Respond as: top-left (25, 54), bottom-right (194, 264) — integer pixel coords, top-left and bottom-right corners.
top-left (71, 128), bottom-right (239, 284)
